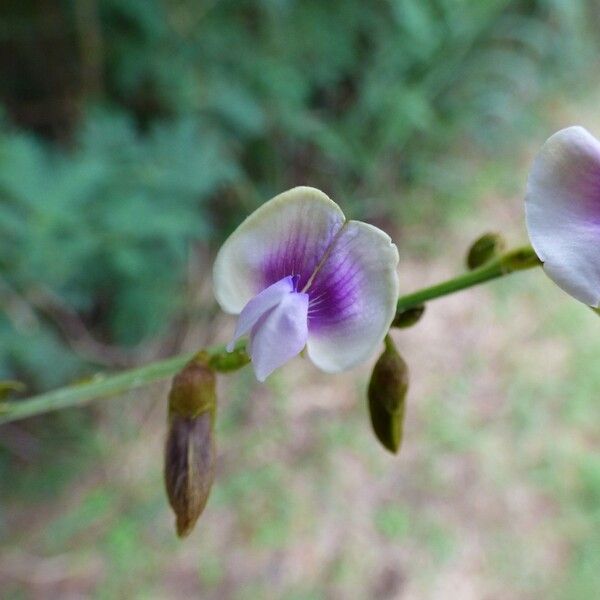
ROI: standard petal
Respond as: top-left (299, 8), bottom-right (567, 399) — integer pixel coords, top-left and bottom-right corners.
top-left (526, 126), bottom-right (600, 306)
top-left (305, 221), bottom-right (399, 372)
top-left (226, 276), bottom-right (295, 351)
top-left (249, 292), bottom-right (309, 382)
top-left (213, 187), bottom-right (345, 314)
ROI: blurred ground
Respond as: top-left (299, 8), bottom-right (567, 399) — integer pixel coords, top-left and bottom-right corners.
top-left (2, 94), bottom-right (600, 600)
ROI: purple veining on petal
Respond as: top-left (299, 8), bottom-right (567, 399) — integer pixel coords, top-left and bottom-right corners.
top-left (256, 208), bottom-right (380, 336)
top-left (305, 234), bottom-right (363, 331)
top-left (261, 220), bottom-right (342, 291)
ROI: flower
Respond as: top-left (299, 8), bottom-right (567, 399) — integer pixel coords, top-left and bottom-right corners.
top-left (526, 126), bottom-right (600, 307)
top-left (213, 187), bottom-right (400, 381)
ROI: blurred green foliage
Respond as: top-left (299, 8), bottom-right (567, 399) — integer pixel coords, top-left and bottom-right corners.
top-left (0, 0), bottom-right (598, 388)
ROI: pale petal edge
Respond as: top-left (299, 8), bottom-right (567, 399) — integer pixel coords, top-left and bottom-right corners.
top-left (525, 126), bottom-right (600, 306)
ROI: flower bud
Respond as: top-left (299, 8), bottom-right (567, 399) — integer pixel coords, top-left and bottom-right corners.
top-left (164, 358), bottom-right (216, 537)
top-left (367, 336), bottom-right (408, 454)
top-left (466, 233), bottom-right (505, 270)
top-left (392, 305), bottom-right (425, 329)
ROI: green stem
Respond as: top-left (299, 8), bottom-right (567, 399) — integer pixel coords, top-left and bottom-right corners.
top-left (0, 352), bottom-right (189, 425)
top-left (0, 246), bottom-right (540, 425)
top-left (395, 245), bottom-right (541, 313)
top-left (0, 344), bottom-right (249, 425)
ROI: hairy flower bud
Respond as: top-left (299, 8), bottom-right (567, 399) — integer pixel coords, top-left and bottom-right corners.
top-left (466, 233), bottom-right (505, 270)
top-left (367, 336), bottom-right (408, 454)
top-left (164, 358), bottom-right (216, 537)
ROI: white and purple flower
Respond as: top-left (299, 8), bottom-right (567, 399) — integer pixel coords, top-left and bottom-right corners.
top-left (213, 187), bottom-right (400, 381)
top-left (526, 126), bottom-right (600, 307)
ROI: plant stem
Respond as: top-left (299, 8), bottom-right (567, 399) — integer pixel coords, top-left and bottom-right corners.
top-left (0, 246), bottom-right (541, 425)
top-left (0, 352), bottom-right (189, 425)
top-left (395, 245), bottom-right (540, 313)
top-left (0, 344), bottom-right (249, 425)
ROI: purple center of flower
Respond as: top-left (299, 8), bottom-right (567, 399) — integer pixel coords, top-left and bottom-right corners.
top-left (260, 226), bottom-right (360, 331)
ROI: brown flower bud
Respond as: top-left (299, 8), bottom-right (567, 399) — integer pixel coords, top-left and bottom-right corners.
top-left (164, 358), bottom-right (216, 537)
top-left (165, 411), bottom-right (215, 537)
top-left (367, 336), bottom-right (409, 454)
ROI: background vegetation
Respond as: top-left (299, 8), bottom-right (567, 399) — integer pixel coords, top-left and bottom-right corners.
top-left (1, 1), bottom-right (599, 598)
